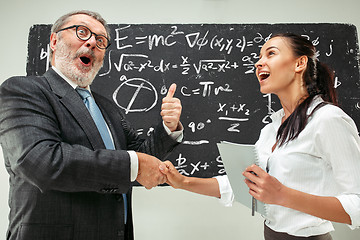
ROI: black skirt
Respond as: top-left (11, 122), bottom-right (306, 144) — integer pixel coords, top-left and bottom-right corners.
top-left (264, 223), bottom-right (333, 240)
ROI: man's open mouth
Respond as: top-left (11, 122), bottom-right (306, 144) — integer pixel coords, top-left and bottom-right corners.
top-left (80, 56), bottom-right (91, 65)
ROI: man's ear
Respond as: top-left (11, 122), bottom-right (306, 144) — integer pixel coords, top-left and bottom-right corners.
top-left (50, 32), bottom-right (57, 52)
top-left (295, 56), bottom-right (308, 73)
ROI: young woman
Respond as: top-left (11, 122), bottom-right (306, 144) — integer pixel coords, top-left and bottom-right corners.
top-left (159, 33), bottom-right (360, 239)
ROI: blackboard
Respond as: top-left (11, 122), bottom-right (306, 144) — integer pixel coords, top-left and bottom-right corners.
top-left (27, 23), bottom-right (360, 179)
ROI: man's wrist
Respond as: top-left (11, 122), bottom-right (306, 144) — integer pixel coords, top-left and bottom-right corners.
top-left (127, 150), bottom-right (138, 182)
top-left (162, 121), bottom-right (184, 142)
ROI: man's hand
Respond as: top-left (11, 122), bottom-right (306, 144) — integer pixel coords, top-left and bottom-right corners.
top-left (159, 160), bottom-right (185, 189)
top-left (136, 152), bottom-right (167, 190)
top-left (161, 84), bottom-right (182, 132)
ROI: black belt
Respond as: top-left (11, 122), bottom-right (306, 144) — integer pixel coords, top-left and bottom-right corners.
top-left (264, 222), bottom-right (333, 240)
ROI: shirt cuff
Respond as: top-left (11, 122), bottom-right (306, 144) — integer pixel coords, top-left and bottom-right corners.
top-left (127, 150), bottom-right (138, 182)
top-left (162, 121), bottom-right (184, 142)
top-left (336, 194), bottom-right (360, 229)
top-left (214, 175), bottom-right (234, 207)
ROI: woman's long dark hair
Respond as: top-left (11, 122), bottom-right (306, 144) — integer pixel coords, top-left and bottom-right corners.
top-left (274, 33), bottom-right (338, 146)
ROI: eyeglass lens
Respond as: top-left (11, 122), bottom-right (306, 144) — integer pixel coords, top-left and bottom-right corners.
top-left (76, 25), bottom-right (108, 49)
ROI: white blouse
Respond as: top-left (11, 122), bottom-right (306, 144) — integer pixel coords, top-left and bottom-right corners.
top-left (215, 96), bottom-right (360, 237)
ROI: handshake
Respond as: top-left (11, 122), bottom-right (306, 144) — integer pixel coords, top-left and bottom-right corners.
top-left (136, 152), bottom-right (183, 190)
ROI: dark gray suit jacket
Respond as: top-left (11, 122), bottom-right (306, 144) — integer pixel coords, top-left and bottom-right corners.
top-left (0, 68), bottom-right (180, 240)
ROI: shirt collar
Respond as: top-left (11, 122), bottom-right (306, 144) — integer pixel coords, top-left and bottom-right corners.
top-left (52, 66), bottom-right (91, 92)
top-left (270, 109), bottom-right (284, 126)
top-left (306, 95), bottom-right (324, 115)
top-left (269, 95), bottom-right (325, 124)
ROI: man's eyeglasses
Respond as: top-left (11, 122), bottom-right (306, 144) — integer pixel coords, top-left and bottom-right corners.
top-left (56, 25), bottom-right (111, 49)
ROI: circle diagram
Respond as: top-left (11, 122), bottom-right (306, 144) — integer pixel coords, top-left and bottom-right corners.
top-left (113, 78), bottom-right (158, 114)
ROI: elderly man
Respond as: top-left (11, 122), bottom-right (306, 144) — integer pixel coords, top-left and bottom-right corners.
top-left (0, 10), bottom-right (183, 240)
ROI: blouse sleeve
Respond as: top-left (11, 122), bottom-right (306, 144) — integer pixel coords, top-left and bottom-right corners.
top-left (315, 106), bottom-right (360, 229)
top-left (214, 175), bottom-right (234, 207)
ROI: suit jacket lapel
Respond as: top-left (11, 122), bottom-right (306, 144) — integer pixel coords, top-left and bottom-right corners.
top-left (43, 69), bottom-right (106, 150)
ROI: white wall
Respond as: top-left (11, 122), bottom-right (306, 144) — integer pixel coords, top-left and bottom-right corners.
top-left (1, 0), bottom-right (359, 239)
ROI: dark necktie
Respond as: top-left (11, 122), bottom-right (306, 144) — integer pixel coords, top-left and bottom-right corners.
top-left (76, 87), bottom-right (128, 224)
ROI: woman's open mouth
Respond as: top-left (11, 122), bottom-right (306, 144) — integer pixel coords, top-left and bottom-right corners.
top-left (259, 72), bottom-right (270, 81)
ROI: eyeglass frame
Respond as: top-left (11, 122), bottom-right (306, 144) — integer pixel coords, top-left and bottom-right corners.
top-left (56, 25), bottom-right (111, 49)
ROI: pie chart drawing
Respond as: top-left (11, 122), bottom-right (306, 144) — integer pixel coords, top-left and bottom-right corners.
top-left (113, 78), bottom-right (158, 114)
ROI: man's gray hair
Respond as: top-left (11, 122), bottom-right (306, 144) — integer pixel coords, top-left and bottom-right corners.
top-left (49, 10), bottom-right (110, 61)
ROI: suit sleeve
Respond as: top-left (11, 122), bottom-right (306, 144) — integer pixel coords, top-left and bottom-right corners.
top-left (94, 91), bottom-right (181, 161)
top-left (120, 113), bottom-right (180, 160)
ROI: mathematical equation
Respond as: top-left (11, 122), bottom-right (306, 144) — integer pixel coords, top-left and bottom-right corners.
top-left (173, 153), bottom-right (225, 176)
top-left (39, 26), bottom-right (337, 78)
top-left (115, 25), bottom-right (270, 54)
top-left (99, 54), bottom-right (243, 76)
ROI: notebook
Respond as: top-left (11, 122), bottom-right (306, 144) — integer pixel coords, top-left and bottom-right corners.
top-left (217, 141), bottom-right (266, 216)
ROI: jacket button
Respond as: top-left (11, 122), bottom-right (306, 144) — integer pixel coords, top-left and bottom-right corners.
top-left (117, 230), bottom-right (124, 237)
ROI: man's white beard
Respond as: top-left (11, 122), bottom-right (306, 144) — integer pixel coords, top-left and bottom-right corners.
top-left (54, 40), bottom-right (103, 88)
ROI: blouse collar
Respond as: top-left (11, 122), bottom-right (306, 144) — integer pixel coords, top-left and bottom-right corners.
top-left (270, 95), bottom-right (325, 124)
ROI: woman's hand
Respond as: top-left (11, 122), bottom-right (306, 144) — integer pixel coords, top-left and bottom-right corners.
top-left (160, 160), bottom-right (221, 198)
top-left (242, 164), bottom-right (287, 206)
top-left (159, 160), bottom-right (186, 189)
top-left (243, 165), bottom-right (352, 224)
